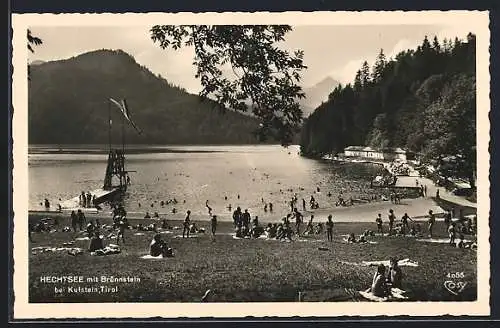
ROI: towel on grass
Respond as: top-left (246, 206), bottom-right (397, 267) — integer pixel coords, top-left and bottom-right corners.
top-left (342, 238), bottom-right (378, 245)
top-left (134, 233), bottom-right (146, 236)
top-left (362, 258), bottom-right (419, 267)
top-left (31, 246), bottom-right (84, 256)
top-left (160, 230), bottom-right (173, 234)
top-left (140, 254), bottom-right (164, 259)
top-left (416, 238), bottom-right (473, 244)
top-left (359, 288), bottom-right (408, 302)
top-left (232, 235), bottom-right (251, 240)
top-left (90, 244), bottom-right (121, 256)
top-left (173, 235), bottom-right (198, 239)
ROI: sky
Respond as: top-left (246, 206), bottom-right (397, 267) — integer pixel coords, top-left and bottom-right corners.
top-left (28, 24), bottom-right (474, 93)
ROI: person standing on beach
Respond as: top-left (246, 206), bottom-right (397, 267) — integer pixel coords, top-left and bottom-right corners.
top-left (326, 215), bottom-right (334, 242)
top-left (388, 209), bottom-right (395, 233)
top-left (428, 210), bottom-right (436, 238)
top-left (376, 214), bottom-right (383, 234)
top-left (232, 207), bottom-right (241, 227)
top-left (294, 208), bottom-right (303, 236)
top-left (444, 210), bottom-right (452, 229)
top-left (424, 185), bottom-right (427, 197)
top-left (401, 213), bottom-right (411, 235)
top-left (80, 191), bottom-right (85, 207)
top-left (86, 192), bottom-right (92, 208)
top-left (183, 210), bottom-right (191, 238)
top-left (302, 198), bottom-right (306, 212)
top-left (77, 209), bottom-right (86, 231)
top-left (269, 202), bottom-right (273, 212)
top-left (243, 209), bottom-right (251, 232)
top-left (305, 215), bottom-right (314, 234)
top-left (310, 195), bottom-right (315, 209)
top-left (71, 210), bottom-right (78, 232)
top-left (116, 217), bottom-right (127, 245)
top-left (210, 215), bottom-right (217, 241)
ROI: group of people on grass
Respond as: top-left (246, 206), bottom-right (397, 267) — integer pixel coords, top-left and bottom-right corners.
top-left (366, 258), bottom-right (403, 298)
top-left (375, 209), bottom-right (421, 237)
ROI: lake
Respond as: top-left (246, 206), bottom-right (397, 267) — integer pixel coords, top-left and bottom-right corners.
top-left (28, 145), bottom-right (386, 221)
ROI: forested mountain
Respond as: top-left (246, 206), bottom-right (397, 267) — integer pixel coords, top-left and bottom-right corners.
top-left (28, 49), bottom-right (271, 145)
top-left (300, 34), bottom-right (476, 184)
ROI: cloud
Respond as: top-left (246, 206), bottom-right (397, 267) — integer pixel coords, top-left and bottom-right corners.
top-left (327, 25), bottom-right (472, 85)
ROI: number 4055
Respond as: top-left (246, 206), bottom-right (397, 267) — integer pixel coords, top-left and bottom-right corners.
top-left (447, 272), bottom-right (465, 279)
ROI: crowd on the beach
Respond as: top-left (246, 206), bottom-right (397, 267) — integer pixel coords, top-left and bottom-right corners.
top-left (79, 191), bottom-right (96, 208)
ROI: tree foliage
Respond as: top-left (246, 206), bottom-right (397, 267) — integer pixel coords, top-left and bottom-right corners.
top-left (27, 29), bottom-right (43, 80)
top-left (150, 25), bottom-right (307, 145)
top-left (27, 29), bottom-right (43, 53)
top-left (300, 33), bottom-right (476, 185)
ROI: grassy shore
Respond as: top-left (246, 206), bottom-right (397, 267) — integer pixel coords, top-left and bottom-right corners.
top-left (28, 212), bottom-right (477, 303)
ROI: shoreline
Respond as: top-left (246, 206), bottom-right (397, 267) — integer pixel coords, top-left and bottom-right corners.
top-left (29, 195), bottom-right (474, 224)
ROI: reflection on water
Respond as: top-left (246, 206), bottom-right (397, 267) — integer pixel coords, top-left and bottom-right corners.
top-left (29, 145), bottom-right (385, 220)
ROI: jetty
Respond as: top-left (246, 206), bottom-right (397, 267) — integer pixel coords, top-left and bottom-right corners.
top-left (58, 188), bottom-right (120, 214)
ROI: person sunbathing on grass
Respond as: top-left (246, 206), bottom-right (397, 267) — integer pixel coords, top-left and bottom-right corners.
top-left (235, 225), bottom-right (243, 238)
top-left (387, 258), bottom-right (403, 289)
top-left (457, 233), bottom-right (465, 248)
top-left (276, 223), bottom-right (284, 240)
top-left (282, 221), bottom-right (293, 241)
top-left (366, 264), bottom-right (389, 298)
top-left (252, 225), bottom-right (264, 238)
top-left (265, 223), bottom-right (277, 239)
top-left (315, 222), bottom-right (324, 235)
top-left (86, 222), bottom-right (95, 237)
top-left (150, 234), bottom-right (173, 257)
top-left (161, 218), bottom-right (171, 230)
top-left (88, 231), bottom-right (104, 252)
top-left (304, 215), bottom-right (314, 235)
top-left (347, 233), bottom-right (357, 243)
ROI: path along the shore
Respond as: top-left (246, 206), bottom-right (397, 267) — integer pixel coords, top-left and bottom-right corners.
top-left (30, 164), bottom-right (477, 224)
top-left (395, 174), bottom-right (477, 209)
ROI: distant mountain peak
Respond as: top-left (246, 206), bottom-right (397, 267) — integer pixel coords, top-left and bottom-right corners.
top-left (300, 76), bottom-right (340, 117)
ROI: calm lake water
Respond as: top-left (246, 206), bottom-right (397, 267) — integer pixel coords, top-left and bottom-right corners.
top-left (28, 145), bottom-right (385, 221)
